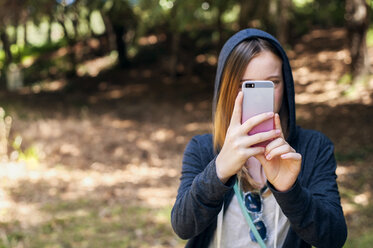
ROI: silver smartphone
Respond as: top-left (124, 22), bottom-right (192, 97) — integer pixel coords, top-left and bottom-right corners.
top-left (241, 80), bottom-right (275, 147)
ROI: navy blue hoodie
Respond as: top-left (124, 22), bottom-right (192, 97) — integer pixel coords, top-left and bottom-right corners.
top-left (171, 29), bottom-right (347, 247)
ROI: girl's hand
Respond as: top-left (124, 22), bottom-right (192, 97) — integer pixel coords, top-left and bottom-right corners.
top-left (216, 92), bottom-right (281, 184)
top-left (255, 114), bottom-right (302, 192)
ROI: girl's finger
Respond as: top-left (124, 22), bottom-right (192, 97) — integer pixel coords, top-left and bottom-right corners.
top-left (280, 152), bottom-right (302, 161)
top-left (266, 144), bottom-right (294, 160)
top-left (265, 137), bottom-right (286, 156)
top-left (241, 112), bottom-right (275, 134)
top-left (240, 129), bottom-right (281, 147)
top-left (244, 147), bottom-right (266, 158)
top-left (274, 113), bottom-right (284, 139)
top-left (230, 91), bottom-right (243, 126)
top-left (254, 154), bottom-right (266, 166)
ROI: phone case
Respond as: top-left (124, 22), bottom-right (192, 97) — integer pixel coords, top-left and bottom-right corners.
top-left (241, 81), bottom-right (275, 147)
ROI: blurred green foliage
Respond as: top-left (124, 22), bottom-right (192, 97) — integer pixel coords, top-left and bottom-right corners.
top-left (0, 0), bottom-right (354, 71)
top-left (0, 0), bottom-right (371, 86)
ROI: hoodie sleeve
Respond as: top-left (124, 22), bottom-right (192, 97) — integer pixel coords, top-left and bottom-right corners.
top-left (268, 132), bottom-right (347, 248)
top-left (171, 136), bottom-right (235, 240)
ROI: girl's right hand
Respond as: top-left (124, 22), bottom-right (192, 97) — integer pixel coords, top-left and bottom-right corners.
top-left (215, 91), bottom-right (281, 184)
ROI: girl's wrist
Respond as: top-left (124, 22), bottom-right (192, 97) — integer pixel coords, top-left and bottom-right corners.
top-left (215, 156), bottom-right (229, 184)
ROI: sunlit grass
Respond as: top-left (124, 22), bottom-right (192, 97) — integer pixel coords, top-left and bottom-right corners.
top-left (0, 201), bottom-right (185, 248)
top-left (338, 73), bottom-right (352, 85)
top-left (345, 230), bottom-right (373, 248)
top-left (344, 203), bottom-right (373, 248)
top-left (335, 148), bottom-right (372, 162)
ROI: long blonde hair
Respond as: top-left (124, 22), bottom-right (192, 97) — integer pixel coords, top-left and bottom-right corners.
top-left (213, 38), bottom-right (284, 190)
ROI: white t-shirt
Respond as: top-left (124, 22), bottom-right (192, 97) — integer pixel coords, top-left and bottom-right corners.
top-left (209, 191), bottom-right (290, 248)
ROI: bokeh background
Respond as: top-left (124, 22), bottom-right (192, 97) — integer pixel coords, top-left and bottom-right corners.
top-left (0, 0), bottom-right (372, 247)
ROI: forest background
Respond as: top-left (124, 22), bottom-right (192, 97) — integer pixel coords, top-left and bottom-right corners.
top-left (0, 0), bottom-right (372, 247)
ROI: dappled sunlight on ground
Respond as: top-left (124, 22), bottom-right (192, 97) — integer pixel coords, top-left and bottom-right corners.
top-left (77, 53), bottom-right (117, 77)
top-left (0, 160), bottom-right (185, 246)
top-left (337, 165), bottom-right (371, 215)
top-left (0, 85), bottom-right (209, 246)
top-left (291, 28), bottom-right (373, 106)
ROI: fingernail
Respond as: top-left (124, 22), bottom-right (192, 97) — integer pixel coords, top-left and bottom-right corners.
top-left (267, 112), bottom-right (274, 117)
top-left (266, 154), bottom-right (271, 160)
top-left (281, 154), bottom-right (287, 159)
top-left (275, 129), bottom-right (281, 134)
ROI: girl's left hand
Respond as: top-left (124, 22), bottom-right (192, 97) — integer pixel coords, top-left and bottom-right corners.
top-left (255, 114), bottom-right (302, 192)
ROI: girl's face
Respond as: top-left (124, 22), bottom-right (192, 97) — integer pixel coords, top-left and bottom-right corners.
top-left (240, 51), bottom-right (284, 113)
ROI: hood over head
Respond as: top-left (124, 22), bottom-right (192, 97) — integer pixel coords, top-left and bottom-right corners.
top-left (212, 28), bottom-right (297, 143)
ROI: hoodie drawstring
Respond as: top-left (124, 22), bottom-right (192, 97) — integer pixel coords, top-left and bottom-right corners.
top-left (217, 203), bottom-right (223, 248)
top-left (274, 201), bottom-right (279, 248)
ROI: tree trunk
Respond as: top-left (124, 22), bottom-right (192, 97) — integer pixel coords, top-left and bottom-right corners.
top-left (0, 28), bottom-right (12, 66)
top-left (57, 19), bottom-right (77, 76)
top-left (23, 22), bottom-right (28, 46)
top-left (47, 22), bottom-right (52, 43)
top-left (47, 13), bottom-right (54, 43)
top-left (71, 16), bottom-right (79, 40)
top-left (13, 23), bottom-right (21, 62)
top-left (168, 0), bottom-right (180, 78)
top-left (345, 0), bottom-right (370, 81)
top-left (14, 25), bottom-right (19, 45)
top-left (238, 0), bottom-right (252, 29)
top-left (113, 24), bottom-right (129, 68)
top-left (169, 32), bottom-right (180, 78)
top-left (85, 11), bottom-right (92, 37)
top-left (58, 19), bottom-right (70, 41)
top-left (259, 0), bottom-right (272, 31)
top-left (217, 4), bottom-right (225, 50)
top-left (238, 0), bottom-right (261, 29)
top-left (277, 0), bottom-right (290, 45)
top-left (0, 28), bottom-right (13, 87)
top-left (100, 11), bottom-right (116, 51)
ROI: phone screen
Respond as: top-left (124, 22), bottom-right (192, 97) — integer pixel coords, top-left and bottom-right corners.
top-left (241, 81), bottom-right (275, 147)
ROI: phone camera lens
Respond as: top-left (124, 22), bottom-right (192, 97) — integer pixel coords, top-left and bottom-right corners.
top-left (245, 83), bottom-right (255, 88)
